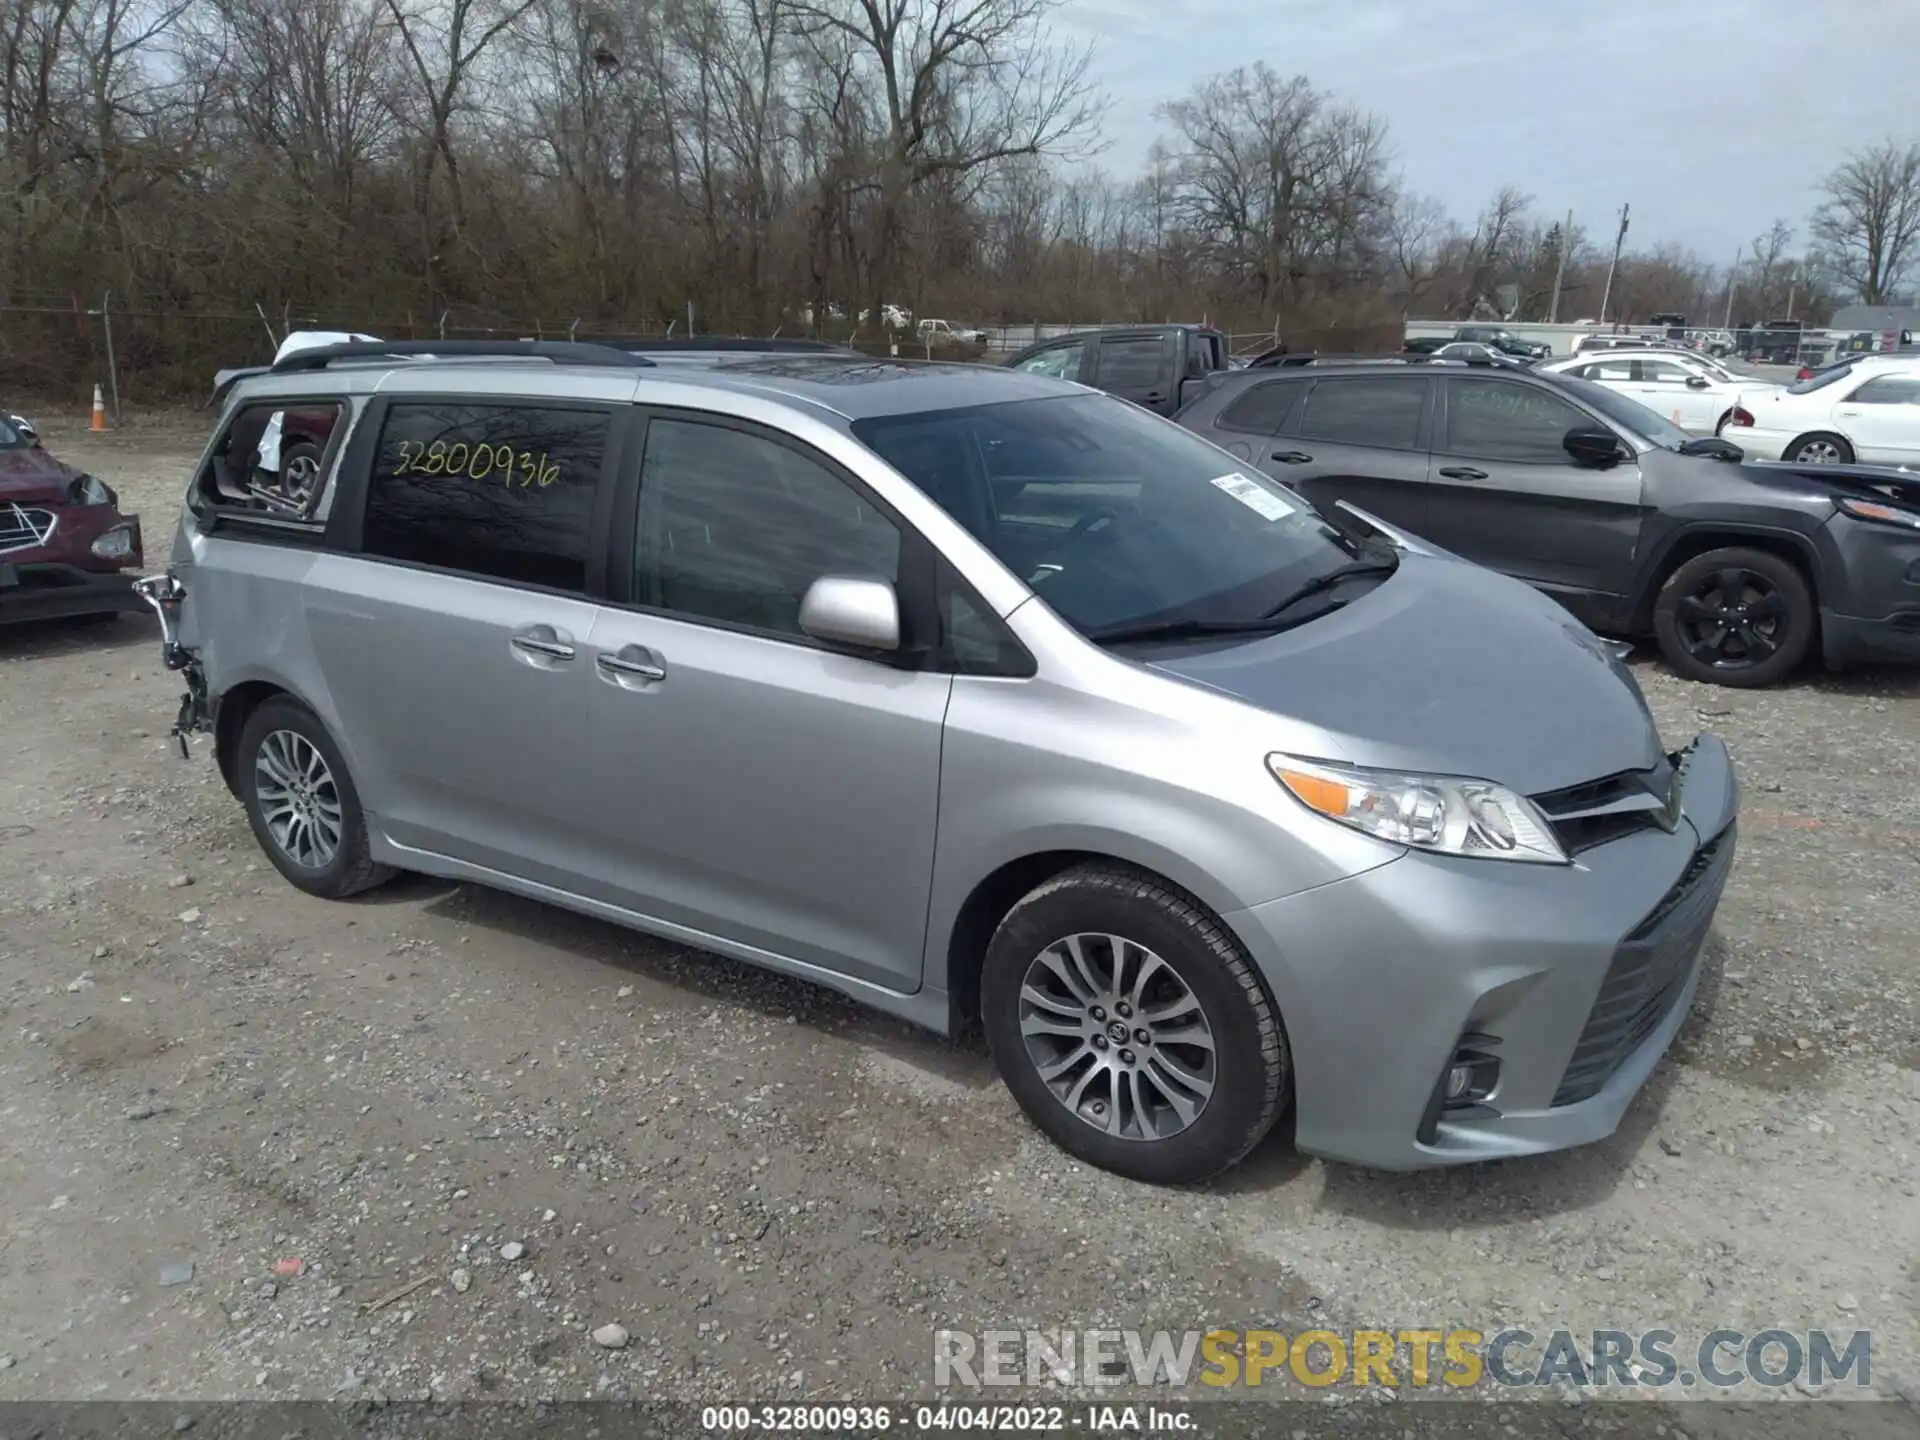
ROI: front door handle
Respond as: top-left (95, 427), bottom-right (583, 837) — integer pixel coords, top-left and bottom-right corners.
top-left (1270, 450), bottom-right (1314, 464)
top-left (510, 624), bottom-right (576, 663)
top-left (1438, 466), bottom-right (1489, 480)
top-left (597, 644), bottom-right (667, 687)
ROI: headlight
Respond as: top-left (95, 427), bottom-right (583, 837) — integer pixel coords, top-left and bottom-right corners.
top-left (1267, 754), bottom-right (1569, 865)
top-left (1838, 497), bottom-right (1920, 530)
top-left (68, 473), bottom-right (113, 507)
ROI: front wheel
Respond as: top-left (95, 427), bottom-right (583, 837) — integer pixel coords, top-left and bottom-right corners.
top-left (1652, 547), bottom-right (1815, 687)
top-left (981, 863), bottom-right (1289, 1184)
top-left (238, 697), bottom-right (395, 898)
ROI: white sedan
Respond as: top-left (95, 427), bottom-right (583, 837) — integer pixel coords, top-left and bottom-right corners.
top-left (1539, 349), bottom-right (1774, 434)
top-left (1719, 355), bottom-right (1920, 465)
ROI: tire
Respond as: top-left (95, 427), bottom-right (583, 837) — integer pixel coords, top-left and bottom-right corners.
top-left (237, 696), bottom-right (395, 898)
top-left (980, 862), bottom-right (1289, 1184)
top-left (1714, 410), bottom-right (1733, 436)
top-left (1652, 546), bottom-right (1815, 688)
top-left (1785, 431), bottom-right (1853, 464)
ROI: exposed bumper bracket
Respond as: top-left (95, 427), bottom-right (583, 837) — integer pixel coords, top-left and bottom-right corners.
top-left (133, 572), bottom-right (211, 757)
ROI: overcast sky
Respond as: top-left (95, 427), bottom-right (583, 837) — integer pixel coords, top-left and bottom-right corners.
top-left (1054, 0), bottom-right (1920, 259)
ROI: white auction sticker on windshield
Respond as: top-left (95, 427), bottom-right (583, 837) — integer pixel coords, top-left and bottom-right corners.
top-left (1209, 471), bottom-right (1293, 521)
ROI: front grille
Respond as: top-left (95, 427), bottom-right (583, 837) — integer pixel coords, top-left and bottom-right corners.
top-left (1532, 754), bottom-right (1679, 854)
top-left (1552, 825), bottom-right (1736, 1107)
top-left (0, 503), bottom-right (57, 557)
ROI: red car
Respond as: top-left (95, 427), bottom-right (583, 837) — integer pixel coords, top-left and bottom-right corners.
top-left (0, 412), bottom-right (144, 623)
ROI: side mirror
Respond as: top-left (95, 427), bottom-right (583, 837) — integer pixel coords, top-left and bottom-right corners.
top-left (798, 576), bottom-right (901, 652)
top-left (1685, 375), bottom-right (1710, 390)
top-left (1563, 426), bottom-right (1625, 468)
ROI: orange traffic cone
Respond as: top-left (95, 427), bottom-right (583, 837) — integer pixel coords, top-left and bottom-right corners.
top-left (90, 384), bottom-right (106, 431)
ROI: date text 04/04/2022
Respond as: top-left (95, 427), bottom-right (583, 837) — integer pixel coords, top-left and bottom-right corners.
top-left (699, 1403), bottom-right (1196, 1433)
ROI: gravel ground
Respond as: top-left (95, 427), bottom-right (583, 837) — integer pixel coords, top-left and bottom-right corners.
top-left (1, 413), bottom-right (1917, 1424)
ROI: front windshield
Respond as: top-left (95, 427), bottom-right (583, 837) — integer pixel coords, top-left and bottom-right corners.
top-left (851, 393), bottom-right (1369, 636)
top-left (1552, 374), bottom-right (1694, 450)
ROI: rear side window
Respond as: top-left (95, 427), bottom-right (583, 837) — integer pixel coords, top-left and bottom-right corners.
top-left (361, 402), bottom-right (612, 592)
top-left (1296, 377), bottom-right (1426, 450)
top-left (1848, 376), bottom-right (1920, 404)
top-left (192, 398), bottom-right (350, 523)
top-left (1093, 337), bottom-right (1169, 387)
top-left (1215, 380), bottom-right (1306, 435)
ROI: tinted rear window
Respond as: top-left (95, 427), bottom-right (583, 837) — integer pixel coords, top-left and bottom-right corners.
top-left (1215, 380), bottom-right (1306, 435)
top-left (1296, 377), bottom-right (1426, 449)
top-left (362, 402), bottom-right (611, 592)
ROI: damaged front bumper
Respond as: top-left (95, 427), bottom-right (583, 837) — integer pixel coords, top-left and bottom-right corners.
top-left (132, 571), bottom-right (210, 756)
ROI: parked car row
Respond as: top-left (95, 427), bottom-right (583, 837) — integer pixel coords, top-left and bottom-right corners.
top-left (19, 320), bottom-right (1911, 1196)
top-left (997, 322), bottom-right (1920, 687)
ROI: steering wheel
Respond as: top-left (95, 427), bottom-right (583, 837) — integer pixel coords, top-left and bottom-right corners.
top-left (1052, 508), bottom-right (1118, 560)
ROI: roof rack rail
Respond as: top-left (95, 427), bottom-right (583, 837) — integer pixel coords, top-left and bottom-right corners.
top-left (268, 339), bottom-right (657, 375)
top-left (1248, 350), bottom-right (1523, 370)
top-left (591, 335), bottom-right (854, 354)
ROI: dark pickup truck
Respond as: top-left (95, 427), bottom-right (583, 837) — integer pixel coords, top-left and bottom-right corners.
top-left (999, 325), bottom-right (1231, 416)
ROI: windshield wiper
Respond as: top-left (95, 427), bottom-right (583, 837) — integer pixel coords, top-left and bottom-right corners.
top-left (1088, 558), bottom-right (1399, 646)
top-left (1257, 557), bottom-right (1399, 618)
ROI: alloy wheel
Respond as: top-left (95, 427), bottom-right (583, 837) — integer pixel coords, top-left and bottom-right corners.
top-left (1017, 932), bottom-right (1217, 1141)
top-left (1674, 566), bottom-right (1788, 671)
top-left (281, 453), bottom-right (321, 505)
top-left (1792, 438), bottom-right (1844, 463)
top-left (254, 729), bottom-right (343, 868)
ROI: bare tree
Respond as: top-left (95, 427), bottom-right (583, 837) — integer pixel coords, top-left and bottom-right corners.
top-left (382, 0), bottom-right (543, 307)
top-left (1812, 137), bottom-right (1920, 304)
top-left (1158, 66), bottom-right (1390, 315)
top-left (786, 0), bottom-right (1099, 322)
top-left (1453, 185), bottom-right (1530, 318)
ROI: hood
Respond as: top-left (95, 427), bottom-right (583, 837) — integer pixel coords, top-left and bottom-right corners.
top-left (1143, 555), bottom-right (1664, 796)
top-left (1738, 458), bottom-right (1920, 506)
top-left (0, 445), bottom-right (78, 504)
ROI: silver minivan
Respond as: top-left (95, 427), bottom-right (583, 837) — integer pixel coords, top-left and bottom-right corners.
top-left (138, 339), bottom-right (1739, 1183)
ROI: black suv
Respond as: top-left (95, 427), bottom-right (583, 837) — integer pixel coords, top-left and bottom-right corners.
top-left (1172, 358), bottom-right (1920, 686)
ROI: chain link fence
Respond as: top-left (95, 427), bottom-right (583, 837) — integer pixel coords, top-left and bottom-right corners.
top-left (0, 298), bottom-right (1409, 411)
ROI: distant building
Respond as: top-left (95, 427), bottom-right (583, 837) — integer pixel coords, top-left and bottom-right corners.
top-left (1827, 304), bottom-right (1920, 341)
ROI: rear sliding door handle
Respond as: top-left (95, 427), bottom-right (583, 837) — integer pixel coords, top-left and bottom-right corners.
top-left (1438, 466), bottom-right (1489, 480)
top-left (597, 644), bottom-right (667, 685)
top-left (1270, 450), bottom-right (1313, 464)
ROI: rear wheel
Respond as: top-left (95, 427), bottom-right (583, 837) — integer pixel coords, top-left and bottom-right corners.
top-left (981, 863), bottom-right (1289, 1184)
top-left (1786, 431), bottom-right (1852, 464)
top-left (1652, 547), bottom-right (1814, 687)
top-left (238, 697), bottom-right (395, 898)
